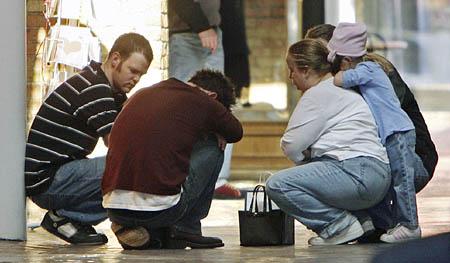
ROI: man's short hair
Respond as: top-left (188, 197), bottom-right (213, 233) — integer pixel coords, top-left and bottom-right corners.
top-left (189, 70), bottom-right (236, 110)
top-left (109, 33), bottom-right (153, 64)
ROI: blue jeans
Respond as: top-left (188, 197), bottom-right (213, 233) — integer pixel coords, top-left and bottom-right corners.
top-left (169, 28), bottom-right (224, 82)
top-left (31, 157), bottom-right (107, 225)
top-left (266, 156), bottom-right (391, 238)
top-left (368, 130), bottom-right (430, 229)
top-left (215, 143), bottom-right (233, 188)
top-left (107, 136), bottom-right (223, 235)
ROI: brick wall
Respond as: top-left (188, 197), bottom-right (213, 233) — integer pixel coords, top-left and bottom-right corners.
top-left (245, 0), bottom-right (287, 83)
top-left (26, 0), bottom-right (47, 129)
top-left (25, 0), bottom-right (168, 128)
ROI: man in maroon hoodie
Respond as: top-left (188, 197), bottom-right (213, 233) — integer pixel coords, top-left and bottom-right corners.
top-left (102, 69), bottom-right (243, 249)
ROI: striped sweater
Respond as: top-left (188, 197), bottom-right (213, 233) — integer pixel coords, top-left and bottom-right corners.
top-left (25, 61), bottom-right (126, 196)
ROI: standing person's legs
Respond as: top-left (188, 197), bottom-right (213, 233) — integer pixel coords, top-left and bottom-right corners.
top-left (169, 28), bottom-right (224, 82)
top-left (266, 156), bottom-right (390, 245)
top-left (200, 28), bottom-right (239, 197)
top-left (169, 29), bottom-right (235, 198)
top-left (387, 131), bottom-right (426, 228)
top-left (169, 32), bottom-right (205, 82)
top-left (214, 144), bottom-right (241, 199)
top-left (31, 156), bottom-right (108, 244)
top-left (381, 130), bottom-right (429, 243)
top-left (364, 131), bottom-right (431, 243)
top-left (204, 28), bottom-right (224, 72)
top-left (215, 144), bottom-right (234, 188)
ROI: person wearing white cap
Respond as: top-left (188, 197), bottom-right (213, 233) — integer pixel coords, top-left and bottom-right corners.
top-left (330, 22), bottom-right (429, 243)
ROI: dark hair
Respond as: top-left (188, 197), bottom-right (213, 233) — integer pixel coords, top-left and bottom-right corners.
top-left (330, 55), bottom-right (344, 75)
top-left (189, 69), bottom-right (236, 110)
top-left (305, 24), bottom-right (336, 42)
top-left (330, 55), bottom-right (365, 75)
top-left (288, 39), bottom-right (331, 76)
top-left (109, 33), bottom-right (153, 64)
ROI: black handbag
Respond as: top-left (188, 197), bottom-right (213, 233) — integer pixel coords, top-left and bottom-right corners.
top-left (238, 185), bottom-right (295, 246)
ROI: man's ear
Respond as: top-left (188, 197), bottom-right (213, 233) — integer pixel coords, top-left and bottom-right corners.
top-left (208, 91), bottom-right (218, 99)
top-left (303, 66), bottom-right (312, 79)
top-left (110, 52), bottom-right (121, 68)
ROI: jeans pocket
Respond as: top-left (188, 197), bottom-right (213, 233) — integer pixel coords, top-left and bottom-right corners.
top-left (343, 157), bottom-right (387, 204)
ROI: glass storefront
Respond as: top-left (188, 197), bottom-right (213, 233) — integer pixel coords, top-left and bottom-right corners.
top-left (358, 0), bottom-right (450, 88)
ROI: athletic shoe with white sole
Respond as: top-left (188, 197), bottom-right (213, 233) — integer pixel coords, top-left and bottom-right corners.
top-left (41, 210), bottom-right (107, 245)
top-left (308, 220), bottom-right (364, 246)
top-left (380, 224), bottom-right (421, 243)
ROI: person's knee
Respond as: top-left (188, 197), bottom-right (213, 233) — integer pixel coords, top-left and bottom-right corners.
top-left (94, 156), bottom-right (106, 175)
top-left (266, 174), bottom-right (284, 199)
top-left (190, 146), bottom-right (223, 172)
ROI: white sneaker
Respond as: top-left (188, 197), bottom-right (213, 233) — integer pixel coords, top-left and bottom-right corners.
top-left (380, 224), bottom-right (421, 243)
top-left (308, 220), bottom-right (364, 246)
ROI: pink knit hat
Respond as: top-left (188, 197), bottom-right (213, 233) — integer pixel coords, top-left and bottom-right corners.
top-left (327, 22), bottom-right (367, 63)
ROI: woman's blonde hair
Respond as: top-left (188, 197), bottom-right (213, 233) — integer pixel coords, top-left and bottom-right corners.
top-left (363, 53), bottom-right (394, 73)
top-left (288, 39), bottom-right (331, 76)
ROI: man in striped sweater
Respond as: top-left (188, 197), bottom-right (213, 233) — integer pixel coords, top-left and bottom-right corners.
top-left (25, 33), bottom-right (153, 245)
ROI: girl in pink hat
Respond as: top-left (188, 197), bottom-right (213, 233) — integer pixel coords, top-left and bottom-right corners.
top-left (330, 22), bottom-right (429, 243)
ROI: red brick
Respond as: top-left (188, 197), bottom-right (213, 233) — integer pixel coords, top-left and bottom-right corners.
top-left (27, 13), bottom-right (46, 28)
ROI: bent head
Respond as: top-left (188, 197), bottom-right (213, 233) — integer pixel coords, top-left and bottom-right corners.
top-left (286, 39), bottom-right (331, 92)
top-left (327, 22), bottom-right (367, 75)
top-left (107, 33), bottom-right (153, 93)
top-left (307, 23), bottom-right (393, 75)
top-left (188, 70), bottom-right (236, 110)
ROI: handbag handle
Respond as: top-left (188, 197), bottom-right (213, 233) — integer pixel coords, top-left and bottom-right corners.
top-left (248, 185), bottom-right (262, 213)
top-left (249, 185), bottom-right (270, 213)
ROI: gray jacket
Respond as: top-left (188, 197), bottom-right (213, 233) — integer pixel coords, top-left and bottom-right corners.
top-left (169, 0), bottom-right (220, 34)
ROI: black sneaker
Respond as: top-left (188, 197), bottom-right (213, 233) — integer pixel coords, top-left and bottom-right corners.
top-left (357, 228), bottom-right (386, 244)
top-left (41, 210), bottom-right (108, 245)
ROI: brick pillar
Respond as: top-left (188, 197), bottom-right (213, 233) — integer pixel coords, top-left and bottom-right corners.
top-left (245, 0), bottom-right (287, 84)
top-left (26, 0), bottom-right (47, 129)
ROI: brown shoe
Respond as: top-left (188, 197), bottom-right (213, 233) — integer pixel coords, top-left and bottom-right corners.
top-left (111, 222), bottom-right (151, 250)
